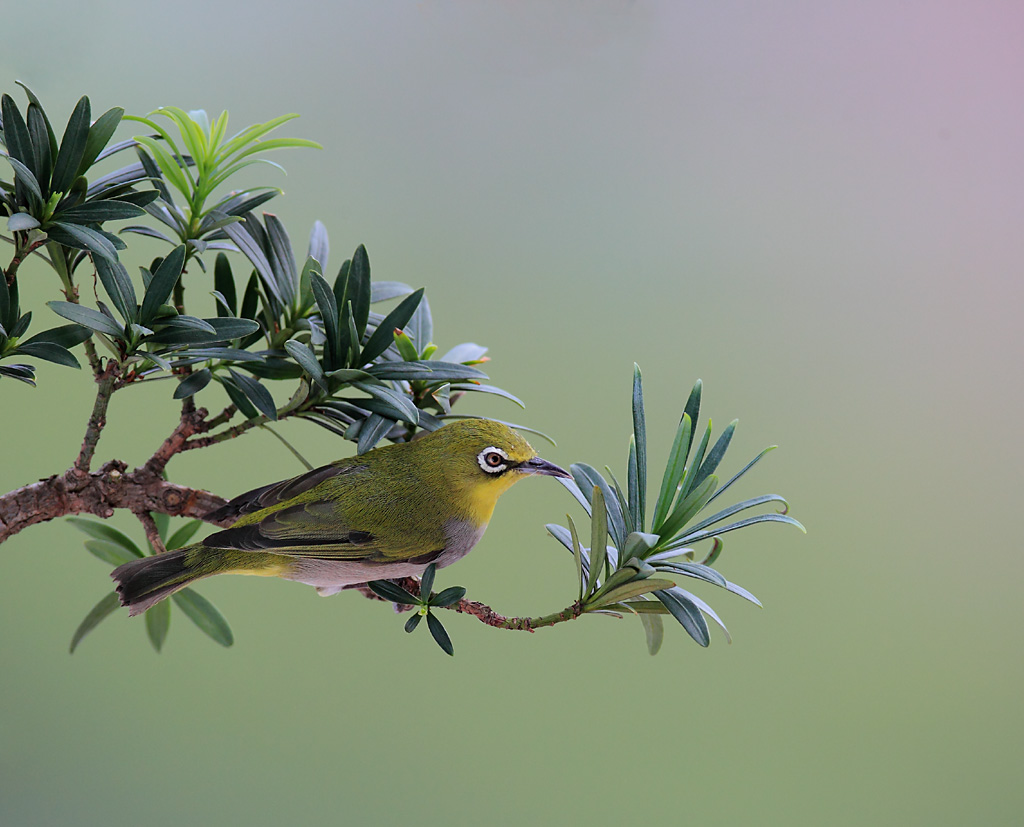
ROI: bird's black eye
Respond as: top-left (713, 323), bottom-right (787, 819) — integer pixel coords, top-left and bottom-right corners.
top-left (478, 447), bottom-right (509, 474)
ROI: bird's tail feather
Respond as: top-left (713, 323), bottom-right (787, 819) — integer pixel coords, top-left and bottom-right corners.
top-left (111, 547), bottom-right (205, 616)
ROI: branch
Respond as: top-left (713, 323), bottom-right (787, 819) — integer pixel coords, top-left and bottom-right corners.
top-left (134, 510), bottom-right (167, 555)
top-left (4, 237), bottom-right (47, 286)
top-left (379, 577), bottom-right (585, 633)
top-left (73, 361), bottom-right (120, 475)
top-left (0, 463), bottom-right (230, 545)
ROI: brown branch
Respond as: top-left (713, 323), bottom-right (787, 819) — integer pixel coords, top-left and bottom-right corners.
top-left (134, 510), bottom-right (167, 555)
top-left (368, 576), bottom-right (584, 633)
top-left (73, 361), bottom-right (119, 476)
top-left (4, 237), bottom-right (47, 285)
top-left (0, 463), bottom-right (230, 545)
top-left (145, 406), bottom-right (212, 476)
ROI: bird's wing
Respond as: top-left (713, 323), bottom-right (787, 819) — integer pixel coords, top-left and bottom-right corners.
top-left (200, 491), bottom-right (444, 560)
top-left (204, 461), bottom-right (366, 523)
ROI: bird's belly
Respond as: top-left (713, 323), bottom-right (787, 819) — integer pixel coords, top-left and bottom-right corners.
top-left (284, 519), bottom-right (486, 594)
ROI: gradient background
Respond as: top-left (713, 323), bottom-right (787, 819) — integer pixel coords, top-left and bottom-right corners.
top-left (2, 2), bottom-right (1022, 825)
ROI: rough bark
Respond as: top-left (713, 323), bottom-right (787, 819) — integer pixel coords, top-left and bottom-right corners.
top-left (0, 462), bottom-right (230, 543)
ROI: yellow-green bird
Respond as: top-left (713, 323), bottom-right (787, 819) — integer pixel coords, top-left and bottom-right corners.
top-left (112, 419), bottom-right (570, 616)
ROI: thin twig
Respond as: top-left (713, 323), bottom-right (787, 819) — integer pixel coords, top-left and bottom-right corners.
top-left (260, 424), bottom-right (314, 470)
top-left (73, 361), bottom-right (119, 476)
top-left (134, 510), bottom-right (167, 555)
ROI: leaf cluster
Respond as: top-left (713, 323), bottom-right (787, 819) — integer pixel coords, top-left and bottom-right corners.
top-left (546, 367), bottom-right (805, 653)
top-left (367, 564), bottom-right (466, 655)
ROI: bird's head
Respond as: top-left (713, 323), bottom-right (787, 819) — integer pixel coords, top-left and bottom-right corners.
top-left (419, 419), bottom-right (570, 520)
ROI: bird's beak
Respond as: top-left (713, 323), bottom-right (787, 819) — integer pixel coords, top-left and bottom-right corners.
top-left (518, 456), bottom-right (572, 479)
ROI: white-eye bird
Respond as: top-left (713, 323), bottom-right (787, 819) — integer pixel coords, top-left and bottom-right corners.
top-left (111, 419), bottom-right (570, 615)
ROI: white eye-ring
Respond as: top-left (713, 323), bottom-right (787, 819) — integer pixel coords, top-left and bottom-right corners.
top-left (478, 446), bottom-right (509, 474)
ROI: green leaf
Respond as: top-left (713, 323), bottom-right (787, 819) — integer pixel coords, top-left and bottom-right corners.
top-left (652, 413), bottom-right (692, 532)
top-left (309, 270), bottom-right (340, 369)
top-left (144, 597), bottom-right (171, 652)
top-left (683, 379), bottom-right (702, 455)
top-left (632, 364), bottom-right (647, 531)
top-left (57, 200), bottom-right (146, 223)
top-left (691, 419), bottom-right (737, 492)
top-left (370, 281), bottom-right (414, 302)
top-left (356, 413), bottom-right (394, 454)
top-left (46, 221), bottom-right (120, 262)
top-left (14, 341), bottom-right (80, 368)
top-left (8, 212), bottom-right (41, 231)
top-left (655, 588), bottom-right (710, 647)
top-left (172, 589), bottom-right (233, 647)
top-left (367, 579), bottom-right (419, 605)
top-left (404, 613), bottom-right (422, 633)
top-left (407, 293), bottom-right (432, 350)
top-left (3, 155), bottom-right (44, 208)
top-left (264, 213), bottom-right (297, 307)
top-left (83, 539), bottom-right (139, 567)
top-left (419, 563), bottom-right (436, 599)
top-left (640, 612), bottom-right (664, 655)
top-left (586, 486), bottom-right (607, 597)
top-left (705, 446), bottom-right (777, 508)
top-left (307, 220), bottom-right (329, 274)
top-left (392, 329), bottom-right (420, 362)
top-left (227, 368), bottom-right (277, 421)
top-left (682, 494), bottom-right (790, 539)
top-left (166, 519), bottom-right (203, 551)
top-left (588, 578), bottom-right (676, 608)
top-left (26, 103), bottom-right (53, 192)
top-left (675, 512), bottom-right (806, 546)
top-left (218, 374), bottom-right (259, 419)
top-left (567, 515), bottom-right (585, 600)
top-left (68, 517), bottom-right (145, 558)
top-left (656, 561), bottom-right (728, 588)
top-left (365, 361), bottom-right (487, 382)
top-left (21, 323), bottom-right (91, 349)
top-left (0, 364), bottom-right (36, 385)
top-left (79, 107), bottom-right (124, 174)
top-left (94, 255), bottom-right (138, 323)
top-left (352, 381), bottom-right (419, 424)
top-left (449, 383), bottom-right (523, 408)
top-left (679, 419), bottom-right (713, 501)
top-left (431, 586), bottom-right (466, 608)
top-left (346, 245), bottom-right (372, 340)
top-left (1, 94), bottom-right (34, 169)
top-left (69, 591), bottom-right (121, 654)
top-left (675, 587), bottom-right (731, 644)
top-left (571, 464), bottom-right (626, 550)
top-left (658, 474), bottom-right (719, 541)
top-left (213, 253), bottom-right (237, 316)
top-left (51, 96), bottom-right (91, 195)
top-left (627, 436), bottom-right (639, 534)
top-left (140, 244), bottom-right (185, 323)
top-left (426, 613), bottom-right (454, 656)
top-left (284, 339), bottom-right (328, 393)
top-left (360, 288), bottom-right (425, 365)
top-left (46, 301), bottom-right (124, 340)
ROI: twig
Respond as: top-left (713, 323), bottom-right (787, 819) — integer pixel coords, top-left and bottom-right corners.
top-left (4, 237), bottom-right (47, 286)
top-left (73, 361), bottom-right (119, 476)
top-left (145, 406), bottom-right (212, 476)
top-left (375, 577), bottom-right (585, 633)
top-left (134, 510), bottom-right (167, 555)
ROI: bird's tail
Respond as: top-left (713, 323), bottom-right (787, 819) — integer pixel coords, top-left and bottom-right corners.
top-left (111, 547), bottom-right (208, 616)
top-left (112, 546), bottom-right (291, 616)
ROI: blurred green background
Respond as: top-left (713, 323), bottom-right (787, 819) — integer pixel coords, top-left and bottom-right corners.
top-left (3, 2), bottom-right (1022, 824)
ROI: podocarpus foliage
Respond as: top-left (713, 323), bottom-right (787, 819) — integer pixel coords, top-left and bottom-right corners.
top-left (1, 85), bottom-right (803, 656)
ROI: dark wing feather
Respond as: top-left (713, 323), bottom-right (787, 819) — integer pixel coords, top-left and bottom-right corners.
top-left (203, 497), bottom-right (396, 561)
top-left (204, 462), bottom-right (365, 523)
